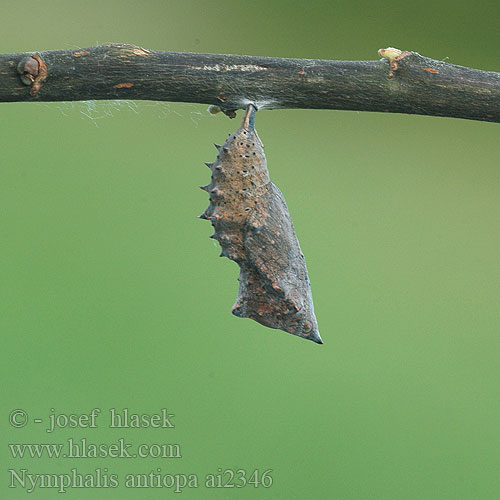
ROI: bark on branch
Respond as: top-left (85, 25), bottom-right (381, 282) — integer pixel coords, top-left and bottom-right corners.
top-left (1, 44), bottom-right (499, 123)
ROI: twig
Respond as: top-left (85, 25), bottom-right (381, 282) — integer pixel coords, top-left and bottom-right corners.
top-left (1, 44), bottom-right (499, 123)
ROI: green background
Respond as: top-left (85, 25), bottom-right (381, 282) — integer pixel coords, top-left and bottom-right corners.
top-left (1, 1), bottom-right (499, 498)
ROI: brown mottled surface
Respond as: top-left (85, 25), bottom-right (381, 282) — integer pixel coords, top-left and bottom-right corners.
top-left (201, 106), bottom-right (322, 344)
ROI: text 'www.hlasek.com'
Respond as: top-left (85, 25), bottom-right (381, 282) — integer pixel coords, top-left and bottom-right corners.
top-left (7, 407), bottom-right (274, 493)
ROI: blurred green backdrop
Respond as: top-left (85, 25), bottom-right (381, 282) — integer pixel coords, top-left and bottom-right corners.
top-left (1, 1), bottom-right (499, 499)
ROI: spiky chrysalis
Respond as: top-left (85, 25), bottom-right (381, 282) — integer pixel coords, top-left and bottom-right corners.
top-left (200, 105), bottom-right (322, 344)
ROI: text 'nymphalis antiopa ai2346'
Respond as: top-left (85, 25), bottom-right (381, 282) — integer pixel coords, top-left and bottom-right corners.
top-left (200, 105), bottom-right (322, 344)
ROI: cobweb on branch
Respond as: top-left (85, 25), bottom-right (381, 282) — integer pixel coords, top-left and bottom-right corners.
top-left (37, 100), bottom-right (207, 127)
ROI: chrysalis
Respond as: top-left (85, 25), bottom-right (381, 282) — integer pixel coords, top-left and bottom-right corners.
top-left (200, 105), bottom-right (322, 344)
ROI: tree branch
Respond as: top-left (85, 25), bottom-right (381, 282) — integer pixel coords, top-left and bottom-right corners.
top-left (1, 44), bottom-right (499, 123)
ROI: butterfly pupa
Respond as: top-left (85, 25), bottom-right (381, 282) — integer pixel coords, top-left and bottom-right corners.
top-left (200, 104), bottom-right (322, 344)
